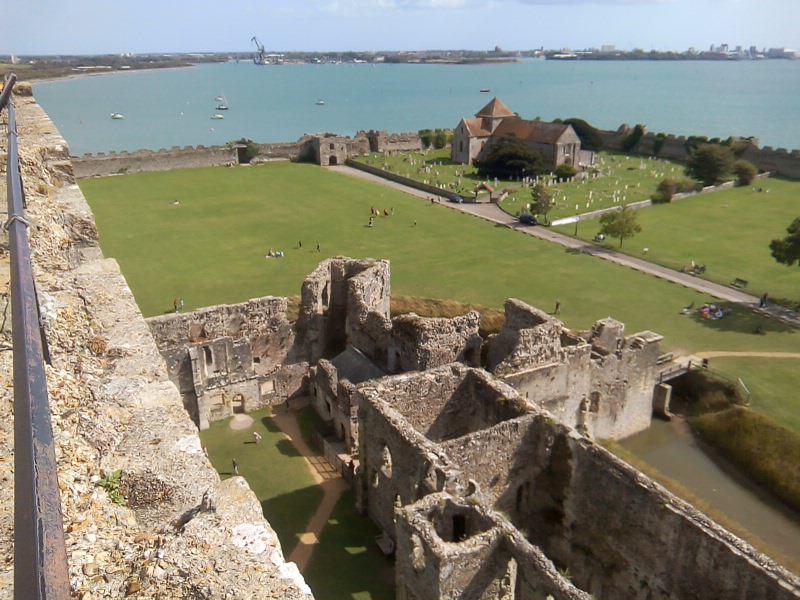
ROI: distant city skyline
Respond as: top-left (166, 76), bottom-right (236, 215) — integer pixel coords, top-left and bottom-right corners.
top-left (3, 0), bottom-right (799, 55)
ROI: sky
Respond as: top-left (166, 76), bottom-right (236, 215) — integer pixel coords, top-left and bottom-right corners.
top-left (2, 0), bottom-right (799, 55)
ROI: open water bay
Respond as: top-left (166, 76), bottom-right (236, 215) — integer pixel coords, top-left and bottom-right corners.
top-left (34, 59), bottom-right (800, 156)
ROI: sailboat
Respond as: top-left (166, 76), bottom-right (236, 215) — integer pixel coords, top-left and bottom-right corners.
top-left (316, 99), bottom-right (326, 106)
top-left (216, 94), bottom-right (229, 110)
top-left (210, 114), bottom-right (225, 120)
top-left (110, 112), bottom-right (125, 120)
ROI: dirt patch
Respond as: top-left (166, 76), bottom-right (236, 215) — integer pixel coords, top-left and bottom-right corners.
top-left (229, 414), bottom-right (254, 430)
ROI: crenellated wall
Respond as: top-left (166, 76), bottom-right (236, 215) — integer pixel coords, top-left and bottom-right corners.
top-left (72, 144), bottom-right (239, 177)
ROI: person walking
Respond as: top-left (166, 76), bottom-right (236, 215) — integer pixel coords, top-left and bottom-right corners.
top-left (316, 242), bottom-right (321, 253)
top-left (759, 292), bottom-right (768, 308)
top-left (232, 458), bottom-right (239, 476)
top-left (554, 300), bottom-right (561, 315)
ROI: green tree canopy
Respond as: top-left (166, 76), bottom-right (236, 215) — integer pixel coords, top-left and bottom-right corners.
top-left (599, 207), bottom-right (642, 248)
top-left (686, 144), bottom-right (735, 186)
top-left (770, 217), bottom-right (800, 267)
top-left (530, 183), bottom-right (554, 224)
top-left (474, 138), bottom-right (546, 179)
top-left (733, 160), bottom-right (758, 185)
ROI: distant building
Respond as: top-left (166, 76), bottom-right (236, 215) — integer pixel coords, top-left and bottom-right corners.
top-left (600, 44), bottom-right (616, 53)
top-left (451, 97), bottom-right (595, 170)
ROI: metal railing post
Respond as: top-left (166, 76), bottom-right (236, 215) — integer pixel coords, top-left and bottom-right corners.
top-left (3, 74), bottom-right (71, 600)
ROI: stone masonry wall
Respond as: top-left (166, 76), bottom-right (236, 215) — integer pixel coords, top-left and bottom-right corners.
top-left (72, 144), bottom-right (239, 178)
top-left (0, 91), bottom-right (312, 598)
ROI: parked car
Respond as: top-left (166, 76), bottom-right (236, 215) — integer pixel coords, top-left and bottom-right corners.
top-left (519, 213), bottom-right (538, 226)
top-left (449, 195), bottom-right (464, 204)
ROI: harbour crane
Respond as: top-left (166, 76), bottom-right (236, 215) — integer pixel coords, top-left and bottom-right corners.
top-left (251, 36), bottom-right (267, 65)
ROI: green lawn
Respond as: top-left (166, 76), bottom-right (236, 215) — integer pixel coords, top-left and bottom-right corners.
top-left (553, 178), bottom-right (800, 304)
top-left (200, 409), bottom-right (393, 600)
top-left (709, 357), bottom-right (800, 435)
top-left (80, 162), bottom-right (799, 359)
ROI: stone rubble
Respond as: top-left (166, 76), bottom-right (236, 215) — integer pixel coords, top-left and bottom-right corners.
top-left (0, 89), bottom-right (313, 598)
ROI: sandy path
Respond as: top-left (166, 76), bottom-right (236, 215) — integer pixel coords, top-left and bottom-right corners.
top-left (272, 408), bottom-right (347, 572)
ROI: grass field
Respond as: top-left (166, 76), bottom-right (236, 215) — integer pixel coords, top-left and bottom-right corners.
top-left (709, 357), bottom-right (800, 434)
top-left (355, 149), bottom-right (680, 220)
top-left (553, 178), bottom-right (800, 303)
top-left (200, 410), bottom-right (394, 600)
top-left (80, 162), bottom-right (799, 360)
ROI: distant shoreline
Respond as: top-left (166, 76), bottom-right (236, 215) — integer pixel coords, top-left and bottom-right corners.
top-left (32, 63), bottom-right (197, 85)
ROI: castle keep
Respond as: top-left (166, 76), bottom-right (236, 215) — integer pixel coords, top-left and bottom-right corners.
top-left (146, 257), bottom-right (800, 600)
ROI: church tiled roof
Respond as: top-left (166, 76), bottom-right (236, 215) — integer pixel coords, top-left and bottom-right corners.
top-left (492, 117), bottom-right (574, 145)
top-left (463, 118), bottom-right (492, 137)
top-left (475, 97), bottom-right (515, 119)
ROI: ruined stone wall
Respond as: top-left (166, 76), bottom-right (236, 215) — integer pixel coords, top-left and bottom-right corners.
top-left (147, 296), bottom-right (306, 429)
top-left (395, 493), bottom-right (590, 600)
top-left (0, 91), bottom-right (312, 598)
top-left (345, 261), bottom-right (392, 364)
top-left (72, 145), bottom-right (239, 177)
top-left (355, 382), bottom-right (453, 536)
top-left (487, 300), bottom-right (662, 440)
top-left (389, 311), bottom-right (482, 372)
top-left (365, 130), bottom-right (423, 154)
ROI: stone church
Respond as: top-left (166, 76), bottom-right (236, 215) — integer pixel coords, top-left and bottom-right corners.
top-left (451, 97), bottom-right (596, 170)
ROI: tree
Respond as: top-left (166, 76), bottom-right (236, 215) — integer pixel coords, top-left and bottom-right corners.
top-left (530, 183), bottom-right (554, 224)
top-left (599, 207), bottom-right (642, 248)
top-left (733, 160), bottom-right (757, 185)
top-left (685, 144), bottom-right (735, 186)
top-left (770, 217), bottom-right (800, 266)
top-left (474, 138), bottom-right (546, 179)
top-left (418, 129), bottom-right (433, 149)
top-left (562, 118), bottom-right (603, 150)
top-left (555, 164), bottom-right (578, 180)
top-left (432, 129), bottom-right (450, 149)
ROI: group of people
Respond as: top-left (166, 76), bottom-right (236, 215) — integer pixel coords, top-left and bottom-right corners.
top-left (699, 303), bottom-right (731, 321)
top-left (368, 206), bottom-right (394, 227)
top-left (266, 241), bottom-right (321, 258)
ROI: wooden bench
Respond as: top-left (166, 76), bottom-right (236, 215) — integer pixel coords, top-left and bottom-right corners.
top-left (732, 278), bottom-right (748, 289)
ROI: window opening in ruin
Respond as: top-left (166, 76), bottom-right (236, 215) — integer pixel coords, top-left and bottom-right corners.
top-left (380, 445), bottom-right (393, 478)
top-left (329, 143), bottom-right (335, 150)
top-left (253, 356), bottom-right (261, 364)
top-left (203, 346), bottom-right (213, 366)
top-left (452, 514), bottom-right (467, 542)
top-left (589, 391), bottom-right (601, 413)
top-left (329, 155), bottom-right (338, 166)
top-left (321, 284), bottom-right (329, 305)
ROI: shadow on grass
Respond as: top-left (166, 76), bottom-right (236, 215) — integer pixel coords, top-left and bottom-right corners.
top-left (262, 416), bottom-right (282, 433)
top-left (690, 304), bottom-right (794, 335)
top-left (304, 489), bottom-right (395, 600)
top-left (275, 438), bottom-right (302, 457)
top-left (261, 484), bottom-right (326, 556)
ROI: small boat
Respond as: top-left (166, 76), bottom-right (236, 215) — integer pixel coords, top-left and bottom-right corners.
top-left (480, 88), bottom-right (491, 93)
top-left (110, 112), bottom-right (125, 120)
top-left (210, 114), bottom-right (225, 120)
top-left (216, 94), bottom-right (229, 110)
top-left (216, 104), bottom-right (229, 110)
top-left (214, 95), bottom-right (224, 101)
top-left (316, 100), bottom-right (325, 106)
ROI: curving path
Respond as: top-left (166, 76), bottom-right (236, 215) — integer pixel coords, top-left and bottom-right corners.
top-left (272, 405), bottom-right (348, 573)
top-left (329, 164), bottom-right (800, 328)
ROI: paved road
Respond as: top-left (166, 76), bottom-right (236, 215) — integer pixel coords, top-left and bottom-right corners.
top-left (329, 165), bottom-right (800, 327)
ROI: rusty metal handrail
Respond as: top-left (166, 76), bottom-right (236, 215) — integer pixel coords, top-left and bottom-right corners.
top-left (3, 74), bottom-right (70, 599)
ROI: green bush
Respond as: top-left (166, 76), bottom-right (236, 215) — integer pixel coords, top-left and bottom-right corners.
top-left (733, 160), bottom-right (757, 185)
top-left (432, 129), bottom-right (451, 150)
top-left (554, 164), bottom-right (578, 180)
top-left (653, 133), bottom-right (667, 156)
top-left (234, 138), bottom-right (260, 161)
top-left (652, 177), bottom-right (702, 203)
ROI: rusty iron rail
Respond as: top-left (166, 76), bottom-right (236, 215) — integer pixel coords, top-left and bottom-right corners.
top-left (3, 74), bottom-right (71, 599)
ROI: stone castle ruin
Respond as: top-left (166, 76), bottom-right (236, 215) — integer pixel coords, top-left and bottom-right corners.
top-left (6, 86), bottom-right (798, 599)
top-left (146, 257), bottom-right (800, 600)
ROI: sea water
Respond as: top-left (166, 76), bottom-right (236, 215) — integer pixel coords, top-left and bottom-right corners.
top-left (33, 59), bottom-right (800, 155)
